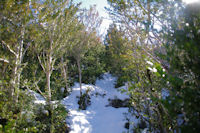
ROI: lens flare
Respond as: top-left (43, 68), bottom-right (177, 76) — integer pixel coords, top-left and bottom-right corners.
top-left (182, 0), bottom-right (200, 4)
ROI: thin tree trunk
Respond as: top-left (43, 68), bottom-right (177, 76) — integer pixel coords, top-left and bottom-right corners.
top-left (47, 50), bottom-right (53, 133)
top-left (12, 56), bottom-right (18, 97)
top-left (16, 26), bottom-right (24, 100)
top-left (77, 58), bottom-right (82, 96)
top-left (12, 26), bottom-right (25, 101)
top-left (61, 57), bottom-right (69, 93)
top-left (46, 68), bottom-right (51, 103)
top-left (46, 54), bottom-right (52, 104)
top-left (65, 63), bottom-right (69, 91)
top-left (45, 37), bottom-right (53, 105)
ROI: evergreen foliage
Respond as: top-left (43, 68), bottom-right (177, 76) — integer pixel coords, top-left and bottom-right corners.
top-left (1, 0), bottom-right (200, 132)
top-left (0, 0), bottom-right (104, 131)
top-left (106, 0), bottom-right (200, 132)
top-left (163, 3), bottom-right (200, 132)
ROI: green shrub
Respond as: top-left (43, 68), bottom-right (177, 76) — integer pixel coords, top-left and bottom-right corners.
top-left (34, 102), bottom-right (69, 133)
top-left (77, 88), bottom-right (91, 110)
top-left (0, 89), bottom-right (38, 132)
top-left (0, 88), bottom-right (69, 133)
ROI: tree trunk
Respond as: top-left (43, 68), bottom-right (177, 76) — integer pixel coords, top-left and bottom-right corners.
top-left (47, 51), bottom-right (53, 133)
top-left (46, 68), bottom-right (51, 103)
top-left (61, 57), bottom-right (69, 94)
top-left (16, 26), bottom-right (24, 100)
top-left (77, 58), bottom-right (82, 96)
top-left (46, 53), bottom-right (52, 104)
top-left (12, 26), bottom-right (25, 101)
top-left (46, 37), bottom-right (53, 104)
top-left (12, 56), bottom-right (18, 97)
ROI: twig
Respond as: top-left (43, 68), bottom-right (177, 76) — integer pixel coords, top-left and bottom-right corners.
top-left (37, 55), bottom-right (46, 73)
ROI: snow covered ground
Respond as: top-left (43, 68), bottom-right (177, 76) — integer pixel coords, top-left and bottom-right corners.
top-left (62, 73), bottom-right (134, 133)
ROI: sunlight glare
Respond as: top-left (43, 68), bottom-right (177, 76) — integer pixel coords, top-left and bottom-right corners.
top-left (182, 0), bottom-right (200, 4)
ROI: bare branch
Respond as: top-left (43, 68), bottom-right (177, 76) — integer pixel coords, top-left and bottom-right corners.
top-left (0, 58), bottom-right (9, 64)
top-left (50, 58), bottom-right (56, 75)
top-left (33, 79), bottom-right (47, 100)
top-left (42, 51), bottom-right (47, 68)
top-left (1, 41), bottom-right (17, 56)
top-left (37, 55), bottom-right (46, 73)
top-left (141, 47), bottom-right (169, 72)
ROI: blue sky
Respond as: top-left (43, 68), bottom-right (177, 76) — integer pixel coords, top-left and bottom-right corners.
top-left (73, 0), bottom-right (199, 37)
top-left (75, 0), bottom-right (112, 36)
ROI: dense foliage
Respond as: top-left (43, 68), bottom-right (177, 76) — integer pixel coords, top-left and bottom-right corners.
top-left (105, 0), bottom-right (200, 132)
top-left (0, 0), bottom-right (105, 132)
top-left (0, 0), bottom-right (199, 132)
top-left (164, 3), bottom-right (200, 132)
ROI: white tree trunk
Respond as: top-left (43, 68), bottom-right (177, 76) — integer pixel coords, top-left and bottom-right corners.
top-left (12, 26), bottom-right (25, 101)
top-left (46, 52), bottom-right (52, 104)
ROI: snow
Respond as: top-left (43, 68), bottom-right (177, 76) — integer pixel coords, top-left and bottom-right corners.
top-left (146, 61), bottom-right (153, 66)
top-left (28, 73), bottom-right (139, 132)
top-left (148, 67), bottom-right (157, 73)
top-left (62, 73), bottom-right (135, 133)
top-left (28, 89), bottom-right (45, 101)
top-left (27, 89), bottom-right (46, 104)
top-left (27, 73), bottom-right (174, 132)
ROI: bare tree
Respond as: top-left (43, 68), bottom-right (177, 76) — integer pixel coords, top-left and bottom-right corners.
top-left (71, 6), bottom-right (102, 96)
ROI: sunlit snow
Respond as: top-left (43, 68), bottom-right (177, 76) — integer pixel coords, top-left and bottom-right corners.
top-left (31, 73), bottom-right (139, 132)
top-left (62, 73), bottom-right (138, 133)
top-left (182, 0), bottom-right (199, 4)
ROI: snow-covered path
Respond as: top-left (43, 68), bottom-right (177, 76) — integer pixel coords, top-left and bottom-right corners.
top-left (62, 73), bottom-right (130, 133)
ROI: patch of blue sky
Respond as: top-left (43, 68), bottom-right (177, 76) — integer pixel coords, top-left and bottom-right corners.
top-left (74, 0), bottom-right (112, 37)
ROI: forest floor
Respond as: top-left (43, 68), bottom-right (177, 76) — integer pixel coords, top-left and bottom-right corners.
top-left (62, 73), bottom-right (138, 133)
